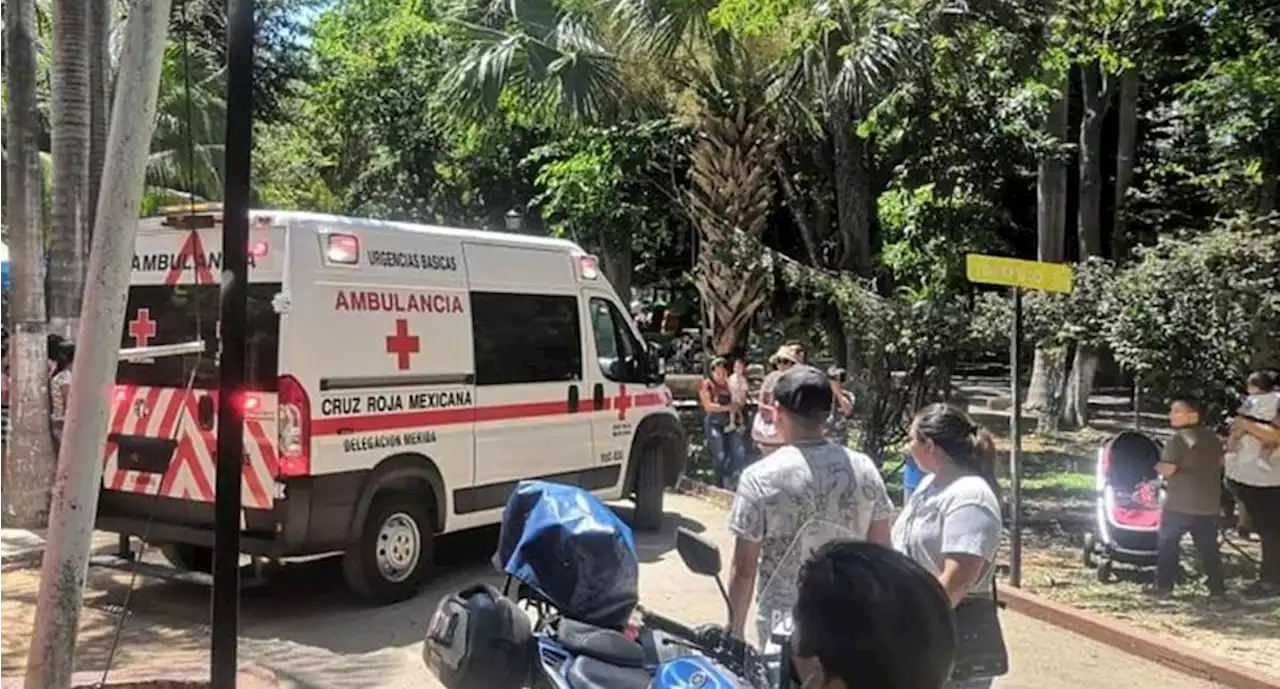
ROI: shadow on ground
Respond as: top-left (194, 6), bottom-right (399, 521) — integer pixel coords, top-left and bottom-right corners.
top-left (0, 504), bottom-right (707, 686)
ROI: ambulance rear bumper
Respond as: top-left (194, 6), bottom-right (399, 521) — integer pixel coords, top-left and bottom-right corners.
top-left (95, 473), bottom-right (362, 558)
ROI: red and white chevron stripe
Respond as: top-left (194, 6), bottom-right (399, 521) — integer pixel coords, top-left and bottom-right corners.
top-left (102, 385), bottom-right (279, 510)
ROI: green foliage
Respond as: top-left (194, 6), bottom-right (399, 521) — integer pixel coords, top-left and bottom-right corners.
top-left (1103, 218), bottom-right (1280, 417)
top-left (783, 262), bottom-right (959, 458)
top-left (524, 120), bottom-right (687, 258)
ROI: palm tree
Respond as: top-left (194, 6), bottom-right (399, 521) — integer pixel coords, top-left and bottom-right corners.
top-left (442, 0), bottom-right (787, 353)
top-left (3, 0), bottom-right (58, 528)
top-left (48, 0), bottom-right (92, 337)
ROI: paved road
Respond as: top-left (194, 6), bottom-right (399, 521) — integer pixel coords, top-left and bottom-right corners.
top-left (0, 493), bottom-right (1227, 688)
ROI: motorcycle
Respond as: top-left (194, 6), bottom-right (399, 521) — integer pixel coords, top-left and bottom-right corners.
top-left (519, 525), bottom-right (763, 689)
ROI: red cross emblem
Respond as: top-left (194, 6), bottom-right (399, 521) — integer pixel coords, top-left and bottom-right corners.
top-left (385, 319), bottom-right (420, 371)
top-left (128, 308), bottom-right (158, 347)
top-left (613, 384), bottom-right (632, 420)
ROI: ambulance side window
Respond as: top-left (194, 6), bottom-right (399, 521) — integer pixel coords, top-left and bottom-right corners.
top-left (472, 292), bottom-right (582, 385)
top-left (589, 297), bottom-right (641, 382)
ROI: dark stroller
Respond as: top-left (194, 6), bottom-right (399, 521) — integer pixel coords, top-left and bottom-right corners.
top-left (1082, 431), bottom-right (1164, 582)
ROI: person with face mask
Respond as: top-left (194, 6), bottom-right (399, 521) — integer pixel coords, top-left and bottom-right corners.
top-left (790, 540), bottom-right (957, 689)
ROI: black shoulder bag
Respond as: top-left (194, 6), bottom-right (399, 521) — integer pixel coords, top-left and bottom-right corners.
top-left (948, 576), bottom-right (1009, 682)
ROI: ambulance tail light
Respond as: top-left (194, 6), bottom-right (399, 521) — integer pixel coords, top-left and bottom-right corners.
top-left (276, 375), bottom-right (311, 477)
top-left (577, 255), bottom-right (601, 280)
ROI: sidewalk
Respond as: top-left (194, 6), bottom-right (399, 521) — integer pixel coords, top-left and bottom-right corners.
top-left (1, 529), bottom-right (118, 572)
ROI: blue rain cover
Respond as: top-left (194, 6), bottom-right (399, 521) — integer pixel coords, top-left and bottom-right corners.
top-left (493, 480), bottom-right (639, 629)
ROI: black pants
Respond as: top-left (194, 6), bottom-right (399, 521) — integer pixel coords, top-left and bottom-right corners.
top-left (1156, 510), bottom-right (1225, 594)
top-left (1230, 480), bottom-right (1280, 586)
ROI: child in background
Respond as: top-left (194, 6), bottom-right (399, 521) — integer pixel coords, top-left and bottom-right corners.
top-left (727, 356), bottom-right (750, 432)
top-left (1227, 371), bottom-right (1278, 473)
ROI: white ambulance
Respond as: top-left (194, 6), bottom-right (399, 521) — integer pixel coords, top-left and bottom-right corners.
top-left (97, 206), bottom-right (686, 603)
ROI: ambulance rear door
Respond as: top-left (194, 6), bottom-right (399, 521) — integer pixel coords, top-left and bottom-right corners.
top-left (106, 211), bottom-right (285, 516)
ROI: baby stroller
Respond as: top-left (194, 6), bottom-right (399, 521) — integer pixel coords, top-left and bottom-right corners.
top-left (1082, 431), bottom-right (1164, 582)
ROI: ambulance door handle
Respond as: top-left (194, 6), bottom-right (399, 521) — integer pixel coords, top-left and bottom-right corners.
top-left (593, 384), bottom-right (605, 411)
top-left (197, 395), bottom-right (216, 430)
top-left (567, 385), bottom-right (580, 414)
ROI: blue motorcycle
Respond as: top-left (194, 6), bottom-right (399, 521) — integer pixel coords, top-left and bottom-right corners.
top-left (424, 480), bottom-right (765, 689)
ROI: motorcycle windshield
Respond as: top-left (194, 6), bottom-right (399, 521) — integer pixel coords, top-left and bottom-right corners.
top-left (757, 520), bottom-right (857, 651)
top-left (493, 480), bottom-right (639, 629)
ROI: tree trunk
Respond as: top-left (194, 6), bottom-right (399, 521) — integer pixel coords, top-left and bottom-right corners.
top-left (1077, 63), bottom-right (1106, 259)
top-left (1036, 346), bottom-right (1068, 434)
top-left (830, 102), bottom-right (873, 276)
top-left (87, 0), bottom-right (113, 232)
top-left (774, 158), bottom-right (822, 266)
top-left (24, 0), bottom-right (173, 682)
top-left (1061, 344), bottom-right (1100, 429)
top-left (3, 0), bottom-right (57, 528)
top-left (602, 242), bottom-right (633, 307)
top-left (48, 0), bottom-right (92, 338)
top-left (1062, 64), bottom-right (1108, 428)
top-left (1259, 147), bottom-right (1278, 218)
top-left (1112, 69), bottom-right (1139, 262)
top-left (688, 108), bottom-right (778, 356)
top-left (1026, 77), bottom-right (1070, 411)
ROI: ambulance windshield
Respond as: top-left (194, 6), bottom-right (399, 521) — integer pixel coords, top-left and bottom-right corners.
top-left (116, 282), bottom-right (282, 391)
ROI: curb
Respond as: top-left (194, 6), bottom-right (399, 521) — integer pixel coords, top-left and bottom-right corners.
top-left (673, 474), bottom-right (1280, 689)
top-left (1, 539), bottom-right (119, 573)
top-left (999, 586), bottom-right (1280, 689)
top-left (674, 475), bottom-right (736, 510)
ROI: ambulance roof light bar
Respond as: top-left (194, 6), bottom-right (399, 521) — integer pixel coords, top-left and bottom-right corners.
top-left (160, 202), bottom-right (223, 230)
top-left (118, 340), bottom-right (207, 363)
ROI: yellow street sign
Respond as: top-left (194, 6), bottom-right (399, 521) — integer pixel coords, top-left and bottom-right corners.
top-left (965, 254), bottom-right (1073, 294)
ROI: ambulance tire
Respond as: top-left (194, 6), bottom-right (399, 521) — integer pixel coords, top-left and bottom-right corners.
top-left (632, 445), bottom-right (665, 533)
top-left (158, 543), bottom-right (214, 575)
top-left (342, 492), bottom-right (435, 605)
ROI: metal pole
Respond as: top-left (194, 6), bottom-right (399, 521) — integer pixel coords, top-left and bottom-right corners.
top-left (212, 0), bottom-right (252, 683)
top-left (1133, 374), bottom-right (1141, 430)
top-left (1009, 287), bottom-right (1023, 588)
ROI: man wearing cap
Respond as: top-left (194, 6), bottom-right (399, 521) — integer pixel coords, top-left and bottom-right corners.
top-left (727, 365), bottom-right (894, 646)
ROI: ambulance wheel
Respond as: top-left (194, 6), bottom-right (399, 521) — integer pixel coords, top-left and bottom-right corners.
top-left (159, 543), bottom-right (214, 574)
top-left (343, 492), bottom-right (434, 605)
top-left (632, 445), bottom-right (666, 533)
top-left (1082, 532), bottom-right (1097, 568)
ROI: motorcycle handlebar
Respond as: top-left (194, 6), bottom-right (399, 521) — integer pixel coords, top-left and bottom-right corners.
top-left (638, 606), bottom-right (701, 642)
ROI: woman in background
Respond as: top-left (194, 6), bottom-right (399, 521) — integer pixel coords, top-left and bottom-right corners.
top-left (751, 345), bottom-right (800, 456)
top-left (701, 357), bottom-right (746, 488)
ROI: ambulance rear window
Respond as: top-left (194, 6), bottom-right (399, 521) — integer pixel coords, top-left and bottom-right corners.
top-left (117, 283), bottom-right (282, 391)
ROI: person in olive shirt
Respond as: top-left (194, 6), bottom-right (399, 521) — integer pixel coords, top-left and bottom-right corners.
top-left (1153, 397), bottom-right (1226, 597)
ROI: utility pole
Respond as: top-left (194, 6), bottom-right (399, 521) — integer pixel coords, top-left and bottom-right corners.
top-left (24, 2), bottom-right (173, 686)
top-left (211, 0), bottom-right (253, 683)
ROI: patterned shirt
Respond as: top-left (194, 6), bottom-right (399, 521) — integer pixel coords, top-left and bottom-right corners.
top-left (728, 440), bottom-right (893, 643)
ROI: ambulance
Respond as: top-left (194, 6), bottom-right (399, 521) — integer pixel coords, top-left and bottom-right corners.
top-left (97, 206), bottom-right (686, 603)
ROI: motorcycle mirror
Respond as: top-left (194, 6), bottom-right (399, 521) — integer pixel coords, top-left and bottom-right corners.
top-left (675, 527), bottom-right (721, 577)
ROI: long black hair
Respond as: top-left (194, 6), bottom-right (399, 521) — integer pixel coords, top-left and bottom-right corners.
top-left (913, 403), bottom-right (1000, 497)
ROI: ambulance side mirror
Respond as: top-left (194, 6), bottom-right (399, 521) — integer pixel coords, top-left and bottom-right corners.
top-left (644, 341), bottom-right (665, 385)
